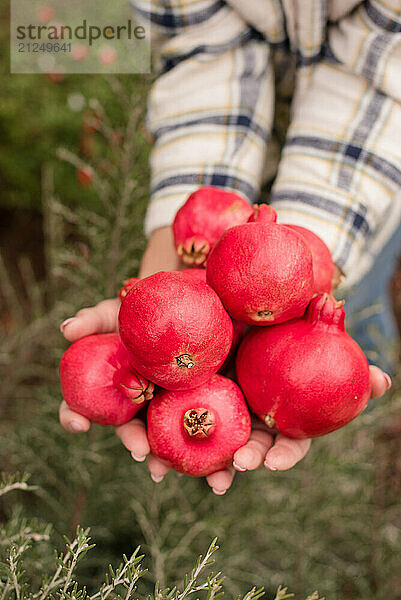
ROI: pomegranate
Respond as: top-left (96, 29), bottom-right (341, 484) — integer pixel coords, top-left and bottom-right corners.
top-left (60, 333), bottom-right (154, 426)
top-left (181, 268), bottom-right (207, 282)
top-left (118, 271), bottom-right (233, 390)
top-left (147, 374), bottom-right (251, 476)
top-left (236, 294), bottom-right (371, 439)
top-left (248, 204), bottom-right (335, 293)
top-left (285, 225), bottom-right (335, 294)
top-left (181, 268), bottom-right (246, 368)
top-left (206, 211), bottom-right (314, 325)
top-left (173, 186), bottom-right (253, 266)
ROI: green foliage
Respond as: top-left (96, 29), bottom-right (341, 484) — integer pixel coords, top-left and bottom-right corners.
top-left (0, 479), bottom-right (321, 600)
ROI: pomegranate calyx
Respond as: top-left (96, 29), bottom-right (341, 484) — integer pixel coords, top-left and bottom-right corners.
top-left (119, 381), bottom-right (154, 403)
top-left (119, 277), bottom-right (139, 301)
top-left (177, 237), bottom-right (210, 266)
top-left (175, 354), bottom-right (195, 369)
top-left (183, 408), bottom-right (215, 438)
top-left (264, 414), bottom-right (276, 428)
top-left (117, 366), bottom-right (154, 403)
top-left (248, 203), bottom-right (277, 224)
top-left (306, 293), bottom-right (346, 329)
top-left (257, 310), bottom-right (273, 318)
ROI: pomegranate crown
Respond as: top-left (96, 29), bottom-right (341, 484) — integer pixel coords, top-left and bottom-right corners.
top-left (115, 365), bottom-right (154, 403)
top-left (248, 203), bottom-right (277, 224)
top-left (305, 293), bottom-right (346, 329)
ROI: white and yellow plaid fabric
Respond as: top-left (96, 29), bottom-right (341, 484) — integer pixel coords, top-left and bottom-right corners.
top-left (131, 0), bottom-right (401, 286)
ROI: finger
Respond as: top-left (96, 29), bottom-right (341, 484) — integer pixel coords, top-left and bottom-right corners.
top-left (264, 435), bottom-right (311, 471)
top-left (369, 365), bottom-right (391, 399)
top-left (60, 298), bottom-right (120, 341)
top-left (147, 454), bottom-right (171, 482)
top-left (114, 419), bottom-right (150, 461)
top-left (233, 428), bottom-right (274, 471)
top-left (59, 400), bottom-right (91, 434)
top-left (206, 466), bottom-right (235, 495)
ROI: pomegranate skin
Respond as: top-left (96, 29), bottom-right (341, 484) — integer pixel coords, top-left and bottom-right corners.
top-left (59, 334), bottom-right (151, 426)
top-left (118, 271), bottom-right (233, 391)
top-left (147, 374), bottom-right (251, 476)
top-left (173, 186), bottom-right (253, 266)
top-left (236, 294), bottom-right (371, 439)
top-left (181, 268), bottom-right (246, 370)
top-left (206, 222), bottom-right (315, 325)
top-left (285, 225), bottom-right (335, 294)
top-left (181, 268), bottom-right (207, 282)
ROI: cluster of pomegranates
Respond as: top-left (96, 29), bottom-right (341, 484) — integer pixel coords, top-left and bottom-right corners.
top-left (60, 186), bottom-right (372, 477)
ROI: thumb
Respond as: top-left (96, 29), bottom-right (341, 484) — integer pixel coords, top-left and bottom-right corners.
top-left (60, 298), bottom-right (120, 341)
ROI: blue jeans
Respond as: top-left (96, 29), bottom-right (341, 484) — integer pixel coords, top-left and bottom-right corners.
top-left (343, 227), bottom-right (401, 375)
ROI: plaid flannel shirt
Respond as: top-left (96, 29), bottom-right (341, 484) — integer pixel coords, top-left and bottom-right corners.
top-left (131, 0), bottom-right (401, 287)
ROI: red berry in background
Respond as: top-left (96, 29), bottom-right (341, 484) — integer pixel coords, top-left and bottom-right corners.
top-left (118, 271), bottom-right (233, 391)
top-left (82, 109), bottom-right (101, 133)
top-left (236, 294), bottom-right (371, 439)
top-left (72, 44), bottom-right (89, 62)
top-left (147, 374), bottom-right (251, 476)
top-left (99, 46), bottom-right (117, 66)
top-left (206, 210), bottom-right (314, 326)
top-left (60, 333), bottom-right (154, 426)
top-left (37, 5), bottom-right (56, 23)
top-left (173, 186), bottom-right (253, 267)
top-left (47, 69), bottom-right (64, 83)
top-left (76, 166), bottom-right (94, 188)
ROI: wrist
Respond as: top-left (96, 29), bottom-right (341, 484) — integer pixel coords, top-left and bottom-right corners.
top-left (139, 226), bottom-right (181, 279)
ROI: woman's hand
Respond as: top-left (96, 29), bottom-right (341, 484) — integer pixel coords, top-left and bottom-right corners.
top-left (59, 292), bottom-right (391, 494)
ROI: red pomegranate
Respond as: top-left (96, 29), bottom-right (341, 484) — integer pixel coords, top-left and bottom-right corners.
top-left (147, 374), bottom-right (251, 476)
top-left (59, 333), bottom-right (154, 426)
top-left (206, 209), bottom-right (314, 325)
top-left (248, 204), bottom-right (335, 293)
top-left (118, 271), bottom-right (233, 390)
top-left (285, 225), bottom-right (335, 294)
top-left (236, 294), bottom-right (371, 439)
top-left (181, 268), bottom-right (247, 369)
top-left (173, 186), bottom-right (253, 267)
top-left (181, 268), bottom-right (207, 282)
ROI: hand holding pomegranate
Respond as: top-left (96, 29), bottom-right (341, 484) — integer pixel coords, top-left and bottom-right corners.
top-left (59, 217), bottom-right (392, 494)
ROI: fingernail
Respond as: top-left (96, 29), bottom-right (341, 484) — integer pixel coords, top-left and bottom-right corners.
top-left (70, 420), bottom-right (84, 433)
top-left (151, 474), bottom-right (164, 483)
top-left (264, 461), bottom-right (278, 471)
top-left (131, 452), bottom-right (146, 462)
top-left (212, 488), bottom-right (226, 496)
top-left (383, 372), bottom-right (392, 390)
top-left (233, 461), bottom-right (246, 472)
top-left (60, 317), bottom-right (76, 333)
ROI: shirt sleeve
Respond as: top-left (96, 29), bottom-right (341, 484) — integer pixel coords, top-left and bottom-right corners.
top-left (131, 0), bottom-right (273, 236)
top-left (270, 1), bottom-right (401, 286)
